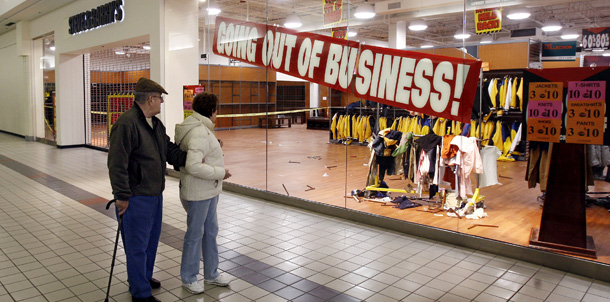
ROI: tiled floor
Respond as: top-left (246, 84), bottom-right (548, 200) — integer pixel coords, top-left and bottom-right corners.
top-left (1, 132), bottom-right (610, 302)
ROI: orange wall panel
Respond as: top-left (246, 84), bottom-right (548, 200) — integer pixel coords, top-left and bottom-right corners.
top-left (479, 42), bottom-right (529, 70)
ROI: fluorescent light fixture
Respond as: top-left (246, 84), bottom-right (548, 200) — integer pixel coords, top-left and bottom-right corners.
top-left (592, 49), bottom-right (604, 52)
top-left (421, 44), bottom-right (433, 49)
top-left (284, 14), bottom-right (302, 29)
top-left (542, 20), bottom-right (562, 32)
top-left (507, 9), bottom-right (530, 20)
top-left (49, 46), bottom-right (56, 51)
top-left (561, 28), bottom-right (579, 40)
top-left (603, 53), bottom-right (610, 57)
top-left (454, 29), bottom-right (471, 40)
top-left (115, 50), bottom-right (125, 55)
top-left (348, 30), bottom-right (357, 37)
top-left (480, 36), bottom-right (493, 44)
top-left (143, 45), bottom-right (151, 50)
top-left (409, 20), bottom-right (427, 31)
top-left (354, 2), bottom-right (375, 19)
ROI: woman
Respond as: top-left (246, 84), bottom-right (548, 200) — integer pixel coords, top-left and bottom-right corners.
top-left (175, 92), bottom-right (231, 294)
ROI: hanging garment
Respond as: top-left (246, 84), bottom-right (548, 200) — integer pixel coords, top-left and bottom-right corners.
top-left (509, 122), bottom-right (522, 155)
top-left (490, 120), bottom-right (504, 154)
top-left (526, 142), bottom-right (552, 191)
top-left (450, 136), bottom-right (483, 199)
top-left (479, 145), bottom-right (502, 188)
top-left (489, 78), bottom-right (498, 108)
top-left (330, 113), bottom-right (338, 139)
top-left (510, 77), bottom-right (518, 109)
top-left (504, 78), bottom-right (512, 111)
top-left (517, 77), bottom-right (524, 111)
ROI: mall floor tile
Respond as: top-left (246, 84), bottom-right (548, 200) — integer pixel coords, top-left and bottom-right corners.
top-left (1, 132), bottom-right (610, 301)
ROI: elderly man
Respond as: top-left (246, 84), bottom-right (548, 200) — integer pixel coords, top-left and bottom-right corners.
top-left (108, 78), bottom-right (186, 302)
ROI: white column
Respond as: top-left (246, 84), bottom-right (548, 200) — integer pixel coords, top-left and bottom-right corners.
top-left (389, 21), bottom-right (406, 50)
top-left (161, 0), bottom-right (199, 134)
top-left (56, 54), bottom-right (85, 146)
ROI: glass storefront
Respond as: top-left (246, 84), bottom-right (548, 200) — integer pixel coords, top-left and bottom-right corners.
top-left (198, 0), bottom-right (610, 266)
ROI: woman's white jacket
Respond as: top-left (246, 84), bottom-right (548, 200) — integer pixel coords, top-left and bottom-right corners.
top-left (175, 112), bottom-right (224, 201)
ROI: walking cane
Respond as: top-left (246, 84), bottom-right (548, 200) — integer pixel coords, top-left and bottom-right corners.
top-left (105, 199), bottom-right (123, 302)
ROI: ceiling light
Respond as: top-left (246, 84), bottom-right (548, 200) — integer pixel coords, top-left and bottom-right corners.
top-left (454, 29), bottom-right (471, 40)
top-left (541, 20), bottom-right (562, 32)
top-left (420, 44), bottom-right (433, 49)
top-left (143, 45), bottom-right (151, 50)
top-left (561, 28), bottom-right (579, 40)
top-left (115, 50), bottom-right (125, 55)
top-left (354, 2), bottom-right (375, 19)
top-left (592, 49), bottom-right (604, 52)
top-left (284, 14), bottom-right (302, 29)
top-left (480, 36), bottom-right (493, 44)
top-left (603, 53), bottom-right (610, 57)
top-left (206, 3), bottom-right (221, 16)
top-left (49, 46), bottom-right (56, 51)
top-left (348, 30), bottom-right (357, 38)
top-left (409, 20), bottom-right (427, 31)
top-left (199, 0), bottom-right (206, 2)
top-left (507, 9), bottom-right (530, 20)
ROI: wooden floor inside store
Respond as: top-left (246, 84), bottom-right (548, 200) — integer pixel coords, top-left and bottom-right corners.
top-left (216, 124), bottom-right (610, 265)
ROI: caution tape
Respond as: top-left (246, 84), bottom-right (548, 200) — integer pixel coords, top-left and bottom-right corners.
top-left (91, 107), bottom-right (326, 118)
top-left (216, 107), bottom-right (324, 118)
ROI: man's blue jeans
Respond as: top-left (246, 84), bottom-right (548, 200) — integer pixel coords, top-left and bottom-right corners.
top-left (180, 195), bottom-right (220, 283)
top-left (117, 195), bottom-right (162, 299)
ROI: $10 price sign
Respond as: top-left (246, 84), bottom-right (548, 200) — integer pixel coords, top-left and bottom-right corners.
top-left (527, 82), bottom-right (563, 142)
top-left (566, 81), bottom-right (606, 144)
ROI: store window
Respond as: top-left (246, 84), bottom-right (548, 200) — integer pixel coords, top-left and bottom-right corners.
top-left (84, 43), bottom-right (151, 148)
top-left (200, 0), bottom-right (610, 266)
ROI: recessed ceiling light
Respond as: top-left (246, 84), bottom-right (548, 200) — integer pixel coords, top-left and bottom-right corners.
top-left (507, 9), bottom-right (530, 20)
top-left (542, 20), bottom-right (562, 32)
top-left (454, 29), bottom-right (471, 40)
top-left (409, 20), bottom-right (427, 31)
top-left (354, 2), bottom-right (375, 19)
top-left (284, 14), bottom-right (302, 29)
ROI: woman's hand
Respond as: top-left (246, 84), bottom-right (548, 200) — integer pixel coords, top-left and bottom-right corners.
top-left (224, 169), bottom-right (232, 180)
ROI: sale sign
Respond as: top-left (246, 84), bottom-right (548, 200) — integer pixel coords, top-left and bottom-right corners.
top-left (526, 82), bottom-right (563, 142)
top-left (566, 81), bottom-right (606, 144)
top-left (582, 27), bottom-right (610, 50)
top-left (475, 8), bottom-right (501, 34)
top-left (324, 0), bottom-right (344, 27)
top-left (212, 17), bottom-right (482, 123)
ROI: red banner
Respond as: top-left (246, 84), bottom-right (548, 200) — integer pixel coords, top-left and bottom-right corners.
top-left (212, 17), bottom-right (482, 123)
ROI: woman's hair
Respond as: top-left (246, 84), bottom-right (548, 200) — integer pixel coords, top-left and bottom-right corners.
top-left (192, 92), bottom-right (218, 118)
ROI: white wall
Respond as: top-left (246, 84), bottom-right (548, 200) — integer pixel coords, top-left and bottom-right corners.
top-left (0, 30), bottom-right (28, 136)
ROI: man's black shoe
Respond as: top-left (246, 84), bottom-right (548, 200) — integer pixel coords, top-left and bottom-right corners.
top-left (132, 296), bottom-right (161, 302)
top-left (149, 278), bottom-right (161, 289)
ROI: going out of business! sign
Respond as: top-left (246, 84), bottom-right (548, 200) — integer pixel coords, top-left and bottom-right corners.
top-left (212, 17), bottom-right (482, 123)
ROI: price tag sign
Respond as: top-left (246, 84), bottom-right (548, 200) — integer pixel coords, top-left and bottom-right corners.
top-left (582, 27), bottom-right (610, 50)
top-left (566, 81), bottom-right (606, 144)
top-left (527, 82), bottom-right (563, 142)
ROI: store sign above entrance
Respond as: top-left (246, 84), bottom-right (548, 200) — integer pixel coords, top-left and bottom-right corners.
top-left (212, 17), bottom-right (482, 123)
top-left (68, 0), bottom-right (124, 35)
